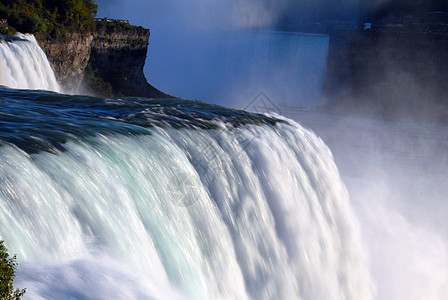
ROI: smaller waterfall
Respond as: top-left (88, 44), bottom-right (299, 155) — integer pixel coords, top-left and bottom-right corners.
top-left (0, 33), bottom-right (61, 92)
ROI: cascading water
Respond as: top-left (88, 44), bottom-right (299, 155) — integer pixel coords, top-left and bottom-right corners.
top-left (0, 86), bottom-right (374, 299)
top-left (0, 33), bottom-right (61, 92)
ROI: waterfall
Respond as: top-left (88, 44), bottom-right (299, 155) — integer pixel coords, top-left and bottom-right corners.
top-left (0, 33), bottom-right (61, 92)
top-left (0, 89), bottom-right (373, 300)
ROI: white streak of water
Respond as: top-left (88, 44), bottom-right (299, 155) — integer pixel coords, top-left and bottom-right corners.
top-left (0, 119), bottom-right (373, 299)
top-left (0, 33), bottom-right (61, 92)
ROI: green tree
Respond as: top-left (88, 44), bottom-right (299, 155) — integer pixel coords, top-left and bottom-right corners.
top-left (0, 0), bottom-right (98, 34)
top-left (0, 241), bottom-right (26, 300)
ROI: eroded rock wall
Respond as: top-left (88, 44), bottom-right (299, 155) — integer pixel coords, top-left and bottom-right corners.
top-left (36, 33), bottom-right (93, 93)
top-left (36, 24), bottom-right (166, 98)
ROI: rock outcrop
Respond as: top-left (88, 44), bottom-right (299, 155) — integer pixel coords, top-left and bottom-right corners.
top-left (36, 33), bottom-right (93, 92)
top-left (36, 22), bottom-right (166, 98)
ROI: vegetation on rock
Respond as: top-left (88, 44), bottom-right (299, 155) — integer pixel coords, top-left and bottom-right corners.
top-left (95, 18), bottom-right (134, 33)
top-left (0, 0), bottom-right (97, 37)
top-left (0, 1), bottom-right (164, 98)
top-left (0, 240), bottom-right (25, 300)
top-left (83, 65), bottom-right (113, 97)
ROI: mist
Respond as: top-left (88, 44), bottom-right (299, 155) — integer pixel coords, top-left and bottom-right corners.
top-left (283, 108), bottom-right (448, 300)
top-left (94, 0), bottom-right (447, 109)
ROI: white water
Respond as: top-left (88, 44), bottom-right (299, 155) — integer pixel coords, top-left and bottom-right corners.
top-left (285, 110), bottom-right (448, 300)
top-left (0, 33), bottom-right (61, 92)
top-left (0, 119), bottom-right (374, 300)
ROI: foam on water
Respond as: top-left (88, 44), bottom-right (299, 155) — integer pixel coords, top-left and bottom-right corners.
top-left (0, 113), bottom-right (374, 299)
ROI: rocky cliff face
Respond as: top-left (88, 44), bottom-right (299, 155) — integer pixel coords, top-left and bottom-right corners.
top-left (36, 23), bottom-right (166, 98)
top-left (36, 33), bottom-right (93, 92)
top-left (88, 25), bottom-right (166, 98)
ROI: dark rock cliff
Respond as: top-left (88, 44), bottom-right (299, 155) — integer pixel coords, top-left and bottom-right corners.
top-left (36, 23), bottom-right (167, 98)
top-left (35, 33), bottom-right (93, 92)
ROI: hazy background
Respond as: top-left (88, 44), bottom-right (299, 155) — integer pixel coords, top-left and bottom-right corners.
top-left (95, 0), bottom-right (447, 109)
top-left (95, 0), bottom-right (331, 108)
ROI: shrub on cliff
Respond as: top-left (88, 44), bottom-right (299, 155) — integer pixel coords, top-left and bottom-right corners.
top-left (0, 240), bottom-right (26, 300)
top-left (0, 0), bottom-right (98, 37)
top-left (83, 65), bottom-right (114, 97)
top-left (96, 18), bottom-right (133, 33)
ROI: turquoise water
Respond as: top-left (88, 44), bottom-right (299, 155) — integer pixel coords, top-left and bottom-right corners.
top-left (0, 86), bottom-right (373, 299)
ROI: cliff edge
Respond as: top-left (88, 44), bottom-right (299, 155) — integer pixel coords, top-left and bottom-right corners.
top-left (36, 20), bottom-right (167, 98)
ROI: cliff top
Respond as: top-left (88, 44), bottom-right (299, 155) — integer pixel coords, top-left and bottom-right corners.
top-left (0, 0), bottom-right (97, 37)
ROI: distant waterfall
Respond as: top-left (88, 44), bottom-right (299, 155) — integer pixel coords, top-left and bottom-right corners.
top-left (0, 33), bottom-right (61, 92)
top-left (146, 31), bottom-right (329, 108)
